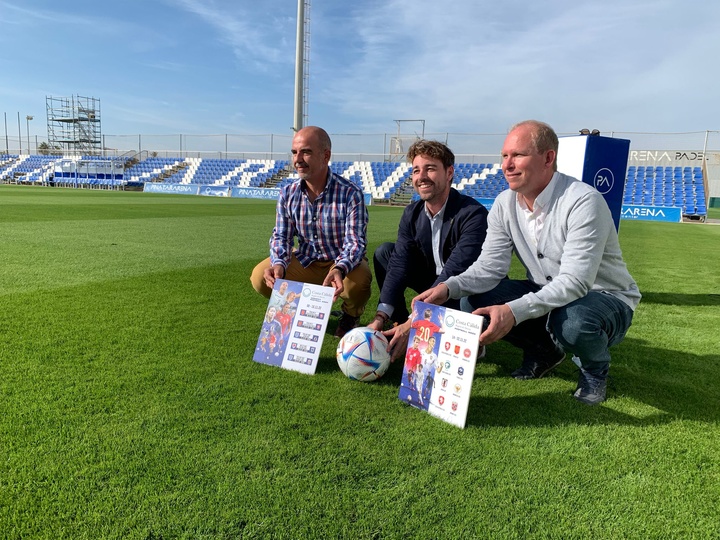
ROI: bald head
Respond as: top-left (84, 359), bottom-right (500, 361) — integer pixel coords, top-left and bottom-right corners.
top-left (294, 126), bottom-right (332, 152)
top-left (291, 126), bottom-right (332, 185)
top-left (501, 120), bottom-right (558, 206)
top-left (508, 120), bottom-right (558, 172)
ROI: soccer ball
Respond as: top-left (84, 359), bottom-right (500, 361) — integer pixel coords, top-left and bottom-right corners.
top-left (336, 327), bottom-right (391, 382)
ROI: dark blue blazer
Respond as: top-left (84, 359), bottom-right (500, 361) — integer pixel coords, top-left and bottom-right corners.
top-left (379, 188), bottom-right (489, 306)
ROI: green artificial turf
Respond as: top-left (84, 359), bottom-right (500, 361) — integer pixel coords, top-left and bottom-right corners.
top-left (1, 185), bottom-right (719, 539)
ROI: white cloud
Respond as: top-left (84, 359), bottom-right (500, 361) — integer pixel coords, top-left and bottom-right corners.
top-left (4, 0), bottom-right (720, 140)
top-left (313, 0), bottom-right (720, 134)
top-left (169, 0), bottom-right (294, 67)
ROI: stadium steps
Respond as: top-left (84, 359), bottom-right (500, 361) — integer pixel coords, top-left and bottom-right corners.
top-left (263, 168), bottom-right (291, 188)
top-left (154, 161), bottom-right (189, 182)
top-left (388, 178), bottom-right (414, 206)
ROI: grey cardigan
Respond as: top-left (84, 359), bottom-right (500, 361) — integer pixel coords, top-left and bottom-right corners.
top-left (444, 172), bottom-right (641, 325)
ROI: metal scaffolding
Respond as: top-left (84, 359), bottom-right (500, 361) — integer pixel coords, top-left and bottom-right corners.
top-left (46, 95), bottom-right (102, 155)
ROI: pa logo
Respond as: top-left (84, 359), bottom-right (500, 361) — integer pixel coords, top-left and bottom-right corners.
top-left (594, 168), bottom-right (614, 194)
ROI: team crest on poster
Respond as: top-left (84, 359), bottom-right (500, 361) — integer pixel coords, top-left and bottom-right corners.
top-left (397, 301), bottom-right (484, 428)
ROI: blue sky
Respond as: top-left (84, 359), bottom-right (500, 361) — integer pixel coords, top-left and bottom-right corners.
top-left (2, 0), bottom-right (719, 144)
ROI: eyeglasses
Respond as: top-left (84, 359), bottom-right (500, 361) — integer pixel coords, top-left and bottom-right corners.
top-left (579, 128), bottom-right (600, 136)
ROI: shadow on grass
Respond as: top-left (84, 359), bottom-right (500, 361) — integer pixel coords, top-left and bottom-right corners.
top-left (465, 336), bottom-right (720, 428)
top-left (264, 299), bottom-right (719, 428)
top-left (640, 291), bottom-right (720, 307)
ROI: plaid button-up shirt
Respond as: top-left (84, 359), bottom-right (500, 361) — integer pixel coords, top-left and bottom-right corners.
top-left (270, 171), bottom-right (368, 276)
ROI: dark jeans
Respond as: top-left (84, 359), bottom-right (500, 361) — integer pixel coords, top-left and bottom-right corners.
top-left (460, 279), bottom-right (634, 374)
top-left (373, 242), bottom-right (460, 322)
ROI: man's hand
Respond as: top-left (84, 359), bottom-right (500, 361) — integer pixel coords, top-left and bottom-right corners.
top-left (412, 283), bottom-right (449, 310)
top-left (367, 320), bottom-right (383, 332)
top-left (472, 304), bottom-right (515, 346)
top-left (382, 319), bottom-right (411, 362)
top-left (263, 264), bottom-right (285, 289)
top-left (367, 311), bottom-right (390, 332)
top-left (322, 268), bottom-right (345, 301)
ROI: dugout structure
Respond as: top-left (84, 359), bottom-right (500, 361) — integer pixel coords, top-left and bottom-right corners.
top-left (53, 157), bottom-right (125, 189)
top-left (46, 95), bottom-right (102, 155)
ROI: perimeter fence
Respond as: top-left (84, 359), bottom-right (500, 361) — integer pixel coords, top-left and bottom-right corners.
top-left (4, 130), bottom-right (720, 201)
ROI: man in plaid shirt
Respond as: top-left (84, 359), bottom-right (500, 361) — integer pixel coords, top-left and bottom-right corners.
top-left (250, 126), bottom-right (372, 337)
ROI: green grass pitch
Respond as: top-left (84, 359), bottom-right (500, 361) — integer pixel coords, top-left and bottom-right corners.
top-left (1, 185), bottom-right (719, 539)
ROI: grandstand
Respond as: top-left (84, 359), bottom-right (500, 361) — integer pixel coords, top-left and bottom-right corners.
top-left (0, 154), bottom-right (61, 185)
top-left (624, 165), bottom-right (707, 217)
top-left (0, 153), bottom-right (710, 221)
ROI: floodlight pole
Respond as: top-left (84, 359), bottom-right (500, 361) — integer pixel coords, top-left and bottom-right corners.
top-left (26, 115), bottom-right (33, 155)
top-left (292, 0), bottom-right (305, 133)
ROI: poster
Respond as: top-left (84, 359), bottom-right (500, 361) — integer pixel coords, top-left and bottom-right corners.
top-left (398, 301), bottom-right (484, 428)
top-left (253, 279), bottom-right (334, 375)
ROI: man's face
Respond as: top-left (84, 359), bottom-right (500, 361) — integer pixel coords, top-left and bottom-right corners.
top-left (501, 125), bottom-right (554, 197)
top-left (291, 129), bottom-right (330, 182)
top-left (411, 154), bottom-right (453, 206)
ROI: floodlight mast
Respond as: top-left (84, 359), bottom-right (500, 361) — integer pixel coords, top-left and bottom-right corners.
top-left (292, 0), bottom-right (311, 132)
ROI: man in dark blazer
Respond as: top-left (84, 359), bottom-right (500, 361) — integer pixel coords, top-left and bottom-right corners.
top-left (367, 140), bottom-right (489, 358)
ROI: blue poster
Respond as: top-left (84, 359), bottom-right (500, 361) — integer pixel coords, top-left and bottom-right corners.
top-left (253, 279), bottom-right (334, 375)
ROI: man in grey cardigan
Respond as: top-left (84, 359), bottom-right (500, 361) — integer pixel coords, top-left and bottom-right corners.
top-left (415, 120), bottom-right (640, 405)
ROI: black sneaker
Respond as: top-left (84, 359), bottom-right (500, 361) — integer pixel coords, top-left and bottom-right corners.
top-left (511, 348), bottom-right (565, 380)
top-left (334, 313), bottom-right (360, 338)
top-left (573, 368), bottom-right (608, 405)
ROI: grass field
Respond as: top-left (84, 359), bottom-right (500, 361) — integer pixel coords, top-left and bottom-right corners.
top-left (1, 185), bottom-right (719, 539)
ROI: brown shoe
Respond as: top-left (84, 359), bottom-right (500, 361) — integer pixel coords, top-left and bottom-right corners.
top-left (334, 313), bottom-right (360, 338)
